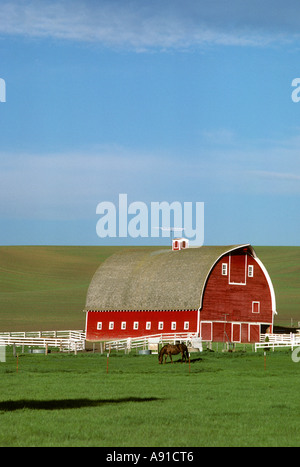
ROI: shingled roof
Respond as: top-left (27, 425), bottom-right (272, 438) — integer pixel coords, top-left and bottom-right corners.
top-left (85, 244), bottom-right (255, 312)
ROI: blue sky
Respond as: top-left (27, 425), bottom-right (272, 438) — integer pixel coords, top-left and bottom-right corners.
top-left (0, 0), bottom-right (300, 246)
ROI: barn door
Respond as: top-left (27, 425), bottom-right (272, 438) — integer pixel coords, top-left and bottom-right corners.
top-left (232, 323), bottom-right (241, 342)
top-left (213, 322), bottom-right (231, 342)
top-left (201, 322), bottom-right (212, 341)
top-left (249, 324), bottom-right (260, 343)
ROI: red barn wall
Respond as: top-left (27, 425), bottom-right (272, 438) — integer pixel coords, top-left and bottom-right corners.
top-left (86, 309), bottom-right (198, 341)
top-left (200, 251), bottom-right (274, 342)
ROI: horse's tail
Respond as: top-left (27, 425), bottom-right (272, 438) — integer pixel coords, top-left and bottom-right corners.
top-left (184, 344), bottom-right (189, 361)
top-left (158, 346), bottom-right (165, 364)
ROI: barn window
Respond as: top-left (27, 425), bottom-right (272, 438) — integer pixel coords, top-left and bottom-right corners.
top-left (248, 265), bottom-right (254, 277)
top-left (133, 321), bottom-right (139, 330)
top-left (97, 322), bottom-right (102, 330)
top-left (158, 322), bottom-right (164, 330)
top-left (146, 322), bottom-right (151, 330)
top-left (109, 321), bottom-right (114, 330)
top-left (171, 322), bottom-right (176, 330)
top-left (184, 321), bottom-right (189, 330)
top-left (222, 263), bottom-right (228, 276)
top-left (252, 301), bottom-right (260, 314)
top-left (121, 322), bottom-right (126, 330)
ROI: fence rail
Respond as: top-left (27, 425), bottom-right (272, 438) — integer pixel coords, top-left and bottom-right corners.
top-left (105, 332), bottom-right (200, 352)
top-left (0, 330), bottom-right (86, 352)
top-left (256, 333), bottom-right (300, 351)
top-left (0, 330), bottom-right (85, 339)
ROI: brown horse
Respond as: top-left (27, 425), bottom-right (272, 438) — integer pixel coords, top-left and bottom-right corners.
top-left (158, 343), bottom-right (189, 364)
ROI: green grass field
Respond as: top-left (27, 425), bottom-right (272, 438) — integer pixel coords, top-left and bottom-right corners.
top-left (1, 348), bottom-right (300, 447)
top-left (0, 245), bottom-right (299, 331)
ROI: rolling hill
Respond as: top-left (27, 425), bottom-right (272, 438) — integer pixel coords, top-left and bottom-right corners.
top-left (0, 245), bottom-right (299, 332)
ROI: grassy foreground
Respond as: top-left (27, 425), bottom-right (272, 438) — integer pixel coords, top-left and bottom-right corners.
top-left (0, 245), bottom-right (299, 331)
top-left (1, 347), bottom-right (300, 447)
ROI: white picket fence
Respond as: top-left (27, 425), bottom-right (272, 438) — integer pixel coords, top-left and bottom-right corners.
top-left (255, 333), bottom-right (300, 351)
top-left (0, 330), bottom-right (86, 352)
top-left (105, 332), bottom-right (201, 352)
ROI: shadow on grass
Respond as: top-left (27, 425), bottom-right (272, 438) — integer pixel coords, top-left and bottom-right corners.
top-left (162, 357), bottom-right (203, 364)
top-left (0, 397), bottom-right (162, 412)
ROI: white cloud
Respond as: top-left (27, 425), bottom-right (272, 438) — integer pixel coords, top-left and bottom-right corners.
top-left (1, 132), bottom-right (300, 223)
top-left (0, 0), bottom-right (298, 50)
top-left (201, 129), bottom-right (237, 145)
top-left (253, 171), bottom-right (300, 181)
top-left (0, 147), bottom-right (179, 219)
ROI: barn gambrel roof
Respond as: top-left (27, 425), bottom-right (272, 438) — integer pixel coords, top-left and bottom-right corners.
top-left (85, 244), bottom-right (256, 312)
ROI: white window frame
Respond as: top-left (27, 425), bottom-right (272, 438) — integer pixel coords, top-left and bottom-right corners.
top-left (248, 265), bottom-right (254, 277)
top-left (121, 321), bottom-right (126, 330)
top-left (109, 321), bottom-right (114, 330)
top-left (158, 322), bottom-right (164, 330)
top-left (146, 322), bottom-right (151, 330)
top-left (97, 322), bottom-right (102, 330)
top-left (222, 263), bottom-right (228, 276)
top-left (252, 301), bottom-right (260, 314)
top-left (171, 322), bottom-right (176, 330)
top-left (133, 321), bottom-right (139, 330)
top-left (184, 321), bottom-right (189, 330)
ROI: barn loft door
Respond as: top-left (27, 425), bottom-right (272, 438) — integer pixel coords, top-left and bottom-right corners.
top-left (229, 253), bottom-right (247, 285)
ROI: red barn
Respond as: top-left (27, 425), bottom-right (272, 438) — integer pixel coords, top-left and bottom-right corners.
top-left (84, 244), bottom-right (276, 343)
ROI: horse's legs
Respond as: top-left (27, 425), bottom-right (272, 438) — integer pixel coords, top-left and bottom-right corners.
top-left (170, 353), bottom-right (173, 364)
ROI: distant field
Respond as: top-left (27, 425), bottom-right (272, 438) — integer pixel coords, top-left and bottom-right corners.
top-left (0, 246), bottom-right (159, 331)
top-left (255, 247), bottom-right (300, 326)
top-left (0, 245), bottom-right (299, 332)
